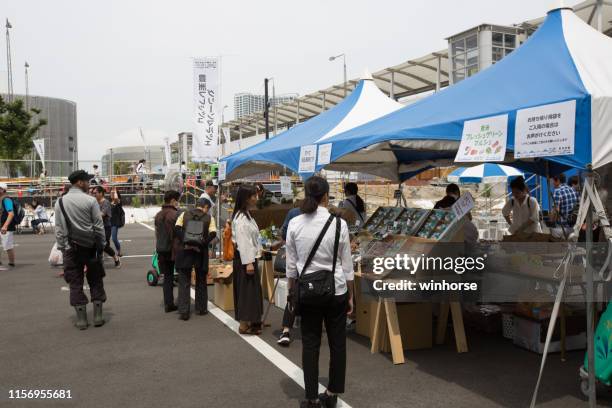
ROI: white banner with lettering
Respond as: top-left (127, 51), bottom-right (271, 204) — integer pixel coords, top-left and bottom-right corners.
top-left (192, 57), bottom-right (219, 163)
top-left (163, 138), bottom-right (172, 170)
top-left (514, 100), bottom-right (576, 159)
top-left (317, 143), bottom-right (332, 166)
top-left (280, 176), bottom-right (292, 195)
top-left (33, 138), bottom-right (45, 169)
top-left (455, 114), bottom-right (508, 162)
top-left (218, 161), bottom-right (227, 182)
top-left (298, 145), bottom-right (317, 173)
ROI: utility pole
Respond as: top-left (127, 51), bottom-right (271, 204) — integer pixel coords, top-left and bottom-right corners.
top-left (264, 78), bottom-right (270, 140)
top-left (272, 79), bottom-right (277, 136)
top-left (5, 19), bottom-right (13, 101)
top-left (24, 62), bottom-right (29, 110)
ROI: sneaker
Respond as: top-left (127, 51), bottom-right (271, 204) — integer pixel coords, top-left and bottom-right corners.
top-left (300, 400), bottom-right (321, 408)
top-left (277, 331), bottom-right (291, 346)
top-left (318, 393), bottom-right (338, 408)
top-left (179, 312), bottom-right (190, 321)
top-left (114, 258), bottom-right (121, 268)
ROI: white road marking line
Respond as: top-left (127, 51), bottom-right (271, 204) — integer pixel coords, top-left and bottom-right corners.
top-left (139, 220), bottom-right (350, 406)
top-left (119, 255), bottom-right (151, 259)
top-left (190, 288), bottom-right (352, 408)
top-left (138, 222), bottom-right (154, 231)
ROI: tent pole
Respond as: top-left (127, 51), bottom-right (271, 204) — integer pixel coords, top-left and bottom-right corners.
top-left (585, 167), bottom-right (597, 407)
top-left (545, 162), bottom-right (554, 220)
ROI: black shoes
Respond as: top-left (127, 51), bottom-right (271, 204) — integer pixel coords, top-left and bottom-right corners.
top-left (93, 301), bottom-right (105, 327)
top-left (165, 304), bottom-right (178, 313)
top-left (318, 393), bottom-right (338, 408)
top-left (74, 305), bottom-right (88, 330)
top-left (300, 400), bottom-right (321, 408)
top-left (196, 310), bottom-right (208, 316)
top-left (179, 312), bottom-right (190, 321)
top-left (277, 331), bottom-right (291, 346)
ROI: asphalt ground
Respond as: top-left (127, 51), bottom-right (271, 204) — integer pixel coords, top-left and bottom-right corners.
top-left (0, 223), bottom-right (610, 408)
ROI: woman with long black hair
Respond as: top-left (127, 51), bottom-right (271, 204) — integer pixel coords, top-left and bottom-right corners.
top-left (339, 182), bottom-right (366, 226)
top-left (231, 184), bottom-right (263, 334)
top-left (110, 188), bottom-right (124, 257)
top-left (286, 176), bottom-right (354, 408)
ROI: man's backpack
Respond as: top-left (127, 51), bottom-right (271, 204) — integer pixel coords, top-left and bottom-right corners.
top-left (183, 209), bottom-right (207, 248)
top-left (2, 197), bottom-right (24, 227)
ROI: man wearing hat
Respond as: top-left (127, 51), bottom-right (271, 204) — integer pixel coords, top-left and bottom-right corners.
top-left (0, 182), bottom-right (17, 268)
top-left (54, 170), bottom-right (107, 330)
top-left (174, 197), bottom-right (217, 320)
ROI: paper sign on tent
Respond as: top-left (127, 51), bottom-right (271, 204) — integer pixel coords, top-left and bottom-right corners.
top-left (299, 145), bottom-right (317, 173)
top-left (455, 114), bottom-right (508, 163)
top-left (317, 143), bottom-right (332, 166)
top-left (514, 100), bottom-right (575, 159)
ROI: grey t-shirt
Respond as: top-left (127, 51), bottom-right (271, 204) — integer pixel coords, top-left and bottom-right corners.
top-left (99, 199), bottom-right (112, 228)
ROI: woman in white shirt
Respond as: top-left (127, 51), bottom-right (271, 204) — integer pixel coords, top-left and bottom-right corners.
top-left (502, 176), bottom-right (542, 235)
top-left (338, 182), bottom-right (366, 226)
top-left (231, 184), bottom-right (263, 335)
top-left (31, 199), bottom-right (48, 235)
top-left (286, 176), bottom-right (354, 408)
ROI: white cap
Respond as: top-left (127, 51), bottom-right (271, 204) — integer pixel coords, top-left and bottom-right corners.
top-left (0, 182), bottom-right (7, 191)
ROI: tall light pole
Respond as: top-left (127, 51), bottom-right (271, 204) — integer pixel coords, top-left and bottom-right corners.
top-left (5, 19), bottom-right (14, 101)
top-left (329, 53), bottom-right (347, 97)
top-left (221, 104), bottom-right (228, 156)
top-left (24, 62), bottom-right (29, 110)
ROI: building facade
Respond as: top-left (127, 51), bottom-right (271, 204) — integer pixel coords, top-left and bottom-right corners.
top-left (1, 93), bottom-right (77, 177)
top-left (233, 92), bottom-right (297, 119)
top-left (447, 25), bottom-right (528, 84)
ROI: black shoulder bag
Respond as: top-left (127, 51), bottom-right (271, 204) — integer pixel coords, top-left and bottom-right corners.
top-left (295, 215), bottom-right (341, 314)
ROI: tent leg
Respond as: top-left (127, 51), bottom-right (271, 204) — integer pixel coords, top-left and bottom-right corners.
top-left (585, 169), bottom-right (597, 407)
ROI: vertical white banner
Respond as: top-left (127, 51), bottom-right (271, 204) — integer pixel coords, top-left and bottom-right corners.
top-left (33, 138), bottom-right (45, 169)
top-left (192, 57), bottom-right (219, 163)
top-left (163, 138), bottom-right (172, 170)
top-left (280, 176), bottom-right (292, 195)
top-left (221, 126), bottom-right (230, 157)
top-left (218, 161), bottom-right (227, 182)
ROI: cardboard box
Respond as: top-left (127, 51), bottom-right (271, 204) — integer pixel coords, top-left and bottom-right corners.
top-left (513, 314), bottom-right (586, 354)
top-left (355, 296), bottom-right (378, 338)
top-left (212, 265), bottom-right (234, 311)
top-left (274, 278), bottom-right (288, 310)
top-left (397, 303), bottom-right (433, 350)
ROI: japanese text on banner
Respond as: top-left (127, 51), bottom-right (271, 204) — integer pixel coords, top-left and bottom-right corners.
top-left (192, 57), bottom-right (219, 163)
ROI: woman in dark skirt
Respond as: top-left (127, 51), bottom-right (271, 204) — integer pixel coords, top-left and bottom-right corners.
top-left (231, 185), bottom-right (263, 334)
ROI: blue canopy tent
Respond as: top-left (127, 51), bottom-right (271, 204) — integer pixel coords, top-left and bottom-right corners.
top-left (311, 7), bottom-right (612, 182)
top-left (306, 8), bottom-right (612, 405)
top-left (220, 74), bottom-right (402, 181)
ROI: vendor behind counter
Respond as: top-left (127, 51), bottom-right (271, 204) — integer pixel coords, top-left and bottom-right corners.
top-left (502, 176), bottom-right (542, 235)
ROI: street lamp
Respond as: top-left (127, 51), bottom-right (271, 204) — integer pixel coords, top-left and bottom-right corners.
top-left (329, 53), bottom-right (347, 97)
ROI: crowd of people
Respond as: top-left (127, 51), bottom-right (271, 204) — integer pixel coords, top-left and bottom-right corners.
top-left (0, 166), bottom-right (590, 408)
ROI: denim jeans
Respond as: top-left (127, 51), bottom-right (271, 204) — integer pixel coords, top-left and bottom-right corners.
top-left (111, 226), bottom-right (121, 254)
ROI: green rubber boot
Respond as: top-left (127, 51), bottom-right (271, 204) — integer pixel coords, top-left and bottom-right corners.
top-left (93, 301), bottom-right (105, 327)
top-left (74, 305), bottom-right (88, 330)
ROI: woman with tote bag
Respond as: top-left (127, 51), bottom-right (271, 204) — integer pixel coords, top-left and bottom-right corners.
top-left (286, 176), bottom-right (354, 408)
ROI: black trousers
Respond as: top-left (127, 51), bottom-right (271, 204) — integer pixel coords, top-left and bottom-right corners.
top-left (177, 266), bottom-right (208, 314)
top-left (63, 246), bottom-right (106, 306)
top-left (103, 226), bottom-right (116, 257)
top-left (300, 293), bottom-right (348, 400)
top-left (158, 252), bottom-right (175, 307)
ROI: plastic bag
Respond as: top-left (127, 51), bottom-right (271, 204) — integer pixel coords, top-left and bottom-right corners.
top-left (48, 243), bottom-right (63, 266)
top-left (222, 221), bottom-right (234, 261)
